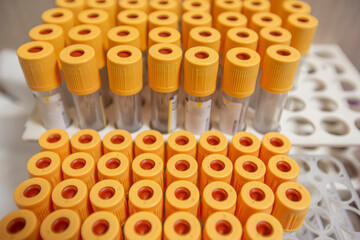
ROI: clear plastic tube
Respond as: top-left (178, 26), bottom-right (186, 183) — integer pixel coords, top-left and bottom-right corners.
top-left (249, 69), bottom-right (262, 109)
top-left (151, 89), bottom-right (178, 133)
top-left (99, 66), bottom-right (112, 107)
top-left (114, 92), bottom-right (142, 132)
top-left (292, 56), bottom-right (305, 90)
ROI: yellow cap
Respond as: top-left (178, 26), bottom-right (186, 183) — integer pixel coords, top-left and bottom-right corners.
top-left (225, 27), bottom-right (259, 56)
top-left (17, 41), bottom-right (61, 92)
top-left (40, 209), bottom-right (81, 240)
top-left (222, 47), bottom-right (260, 98)
top-left (119, 0), bottom-right (148, 13)
top-left (70, 129), bottom-right (102, 162)
top-left (183, 46), bottom-right (219, 97)
top-left (215, 11), bottom-right (247, 53)
top-left (286, 13), bottom-right (318, 56)
top-left (56, 0), bottom-right (86, 23)
top-left (250, 12), bottom-right (282, 34)
top-left (0, 210), bottom-right (39, 240)
top-left (132, 153), bottom-right (164, 189)
top-left (203, 212), bottom-right (242, 240)
top-left (280, 0), bottom-right (311, 24)
top-left (212, 0), bottom-right (242, 26)
top-left (148, 27), bottom-right (181, 48)
top-left (117, 10), bottom-right (148, 51)
top-left (107, 25), bottom-right (141, 49)
top-left (86, 0), bottom-right (117, 26)
top-left (148, 43), bottom-right (182, 93)
top-left (228, 131), bottom-right (260, 162)
top-left (188, 27), bottom-right (221, 52)
top-left (124, 211), bottom-right (162, 240)
top-left (166, 130), bottom-right (197, 160)
top-left (259, 44), bottom-right (301, 94)
top-left (165, 154), bottom-right (198, 187)
top-left (270, 0), bottom-right (287, 14)
top-left (259, 132), bottom-right (291, 164)
top-left (183, 0), bottom-right (211, 14)
top-left (243, 213), bottom-right (284, 240)
top-left (81, 211), bottom-right (121, 240)
top-left (181, 11), bottom-right (212, 50)
top-left (272, 182), bottom-right (311, 231)
top-left (107, 45), bottom-right (143, 96)
top-left (13, 178), bottom-right (52, 222)
top-left (164, 211), bottom-right (201, 240)
top-left (148, 11), bottom-right (178, 31)
top-left (102, 129), bottom-right (134, 161)
top-left (243, 0), bottom-right (270, 20)
top-left (39, 129), bottom-right (71, 160)
top-left (149, 0), bottom-right (179, 16)
top-left (134, 130), bottom-right (165, 160)
top-left (197, 130), bottom-right (228, 165)
top-left (60, 44), bottom-right (101, 95)
top-left (27, 151), bottom-right (62, 188)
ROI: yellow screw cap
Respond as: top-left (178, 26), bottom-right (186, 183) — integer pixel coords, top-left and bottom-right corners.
top-left (40, 209), bottom-right (81, 240)
top-left (148, 43), bottom-right (182, 93)
top-left (107, 45), bottom-right (143, 96)
top-left (119, 0), bottom-right (148, 13)
top-left (188, 27), bottom-right (221, 52)
top-left (17, 41), bottom-right (61, 92)
top-left (203, 211), bottom-right (242, 240)
top-left (225, 27), bottom-right (259, 56)
top-left (124, 211), bottom-right (162, 240)
top-left (243, 213), bottom-right (283, 240)
top-left (197, 130), bottom-right (228, 165)
top-left (149, 0), bottom-right (179, 16)
top-left (60, 44), bottom-right (101, 95)
top-left (117, 10), bottom-right (148, 52)
top-left (280, 0), bottom-right (311, 25)
top-left (259, 44), bottom-right (301, 94)
top-left (86, 0), bottom-right (117, 27)
top-left (270, 0), bottom-right (287, 14)
top-left (103, 129), bottom-right (134, 160)
top-left (148, 27), bottom-right (181, 48)
top-left (56, 0), bottom-right (86, 23)
top-left (108, 25), bottom-right (141, 49)
top-left (39, 128), bottom-right (71, 161)
top-left (212, 0), bottom-right (242, 26)
top-left (70, 129), bottom-right (102, 162)
top-left (149, 11), bottom-right (178, 32)
top-left (134, 130), bottom-right (165, 160)
top-left (166, 130), bottom-right (197, 160)
top-left (250, 12), bottom-right (282, 34)
top-left (243, 0), bottom-right (270, 20)
top-left (259, 132), bottom-right (291, 164)
top-left (183, 0), bottom-right (211, 14)
top-left (228, 131), bottom-right (260, 162)
top-left (0, 209), bottom-right (39, 240)
top-left (81, 211), bottom-right (122, 240)
top-left (285, 13), bottom-right (318, 56)
top-left (165, 154), bottom-right (198, 187)
top-left (163, 212), bottom-right (201, 240)
top-left (132, 153), bottom-right (164, 189)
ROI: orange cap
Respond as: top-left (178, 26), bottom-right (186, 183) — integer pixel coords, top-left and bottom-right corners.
top-left (148, 27), bottom-right (181, 47)
top-left (197, 130), bottom-right (228, 165)
top-left (166, 130), bottom-right (197, 160)
top-left (265, 155), bottom-right (299, 191)
top-left (86, 0), bottom-right (117, 27)
top-left (259, 132), bottom-right (291, 164)
top-left (164, 211), bottom-right (201, 240)
top-left (13, 178), bottom-right (52, 222)
top-left (132, 153), bottom-right (164, 189)
top-left (56, 0), bottom-right (86, 23)
top-left (119, 0), bottom-right (148, 13)
top-left (222, 47), bottom-right (260, 98)
top-left (228, 131), bottom-right (260, 162)
top-left (259, 44), bottom-right (301, 94)
top-left (243, 0), bottom-right (270, 20)
top-left (250, 12), bottom-right (282, 33)
top-left (40, 209), bottom-right (81, 240)
top-left (279, 0), bottom-right (311, 24)
top-left (203, 211), bottom-right (242, 240)
top-left (117, 10), bottom-right (148, 51)
top-left (148, 43), bottom-right (182, 93)
top-left (285, 13), bottom-right (318, 56)
top-left (272, 182), bottom-right (311, 231)
top-left (103, 129), bottom-right (134, 160)
top-left (183, 0), bottom-right (211, 14)
top-left (81, 211), bottom-right (122, 240)
top-left (70, 129), bottom-right (102, 162)
top-left (39, 128), bottom-right (71, 161)
top-left (181, 11), bottom-right (212, 50)
top-left (270, 0), bottom-right (287, 14)
top-left (107, 25), bottom-right (141, 49)
top-left (232, 155), bottom-right (266, 193)
top-left (224, 27), bottom-right (259, 56)
top-left (243, 213), bottom-right (284, 240)
top-left (184, 46), bottom-right (219, 97)
top-left (134, 130), bottom-right (165, 160)
top-left (212, 0), bottom-right (242, 26)
top-left (0, 210), bottom-right (39, 240)
top-left (17, 41), bottom-right (61, 92)
top-left (188, 27), bottom-right (221, 52)
top-left (165, 154), bottom-right (198, 187)
top-left (148, 11), bottom-right (178, 30)
top-left (149, 0), bottom-right (179, 16)
top-left (124, 211), bottom-right (162, 240)
top-left (107, 45), bottom-right (143, 96)
top-left (165, 180), bottom-right (200, 218)
top-left (60, 44), bottom-right (101, 95)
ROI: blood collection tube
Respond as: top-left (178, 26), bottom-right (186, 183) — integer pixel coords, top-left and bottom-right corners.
top-left (0, 209), bottom-right (39, 240)
top-left (265, 155), bottom-right (299, 191)
top-left (201, 181), bottom-right (237, 222)
top-left (52, 178), bottom-right (90, 221)
top-left (165, 154), bottom-right (198, 187)
top-left (224, 27), bottom-right (259, 53)
top-left (272, 182), bottom-right (311, 231)
top-left (252, 45), bottom-right (300, 134)
top-left (187, 26), bottom-right (221, 52)
top-left (148, 43), bottom-right (182, 133)
top-left (243, 213), bottom-right (283, 240)
top-left (132, 153), bottom-right (164, 189)
top-left (86, 0), bottom-right (117, 27)
top-left (232, 155), bottom-right (266, 193)
top-left (212, 0), bottom-right (242, 26)
top-left (197, 130), bottom-right (228, 165)
top-left (39, 129), bottom-right (71, 161)
top-left (134, 130), bottom-right (165, 160)
top-left (183, 47), bottom-right (218, 135)
top-left (103, 129), bottom-right (134, 161)
top-left (165, 180), bottom-right (200, 217)
top-left (97, 152), bottom-right (131, 194)
top-left (242, 0), bottom-right (270, 20)
top-left (249, 12), bottom-right (282, 34)
top-left (62, 152), bottom-right (96, 190)
top-left (166, 130), bottom-right (197, 160)
top-left (259, 132), bottom-right (291, 164)
top-left (107, 45), bottom-right (143, 132)
top-left (13, 178), bottom-right (52, 221)
top-left (199, 154), bottom-right (233, 194)
top-left (27, 151), bottom-right (62, 188)
top-left (40, 209), bottom-right (81, 240)
top-left (182, 0), bottom-right (210, 14)
top-left (149, 0), bottom-right (179, 16)
top-left (163, 212), bottom-right (201, 240)
top-left (228, 131), bottom-right (260, 162)
top-left (203, 212), bottom-right (243, 240)
top-left (219, 47), bottom-right (260, 134)
top-left (107, 25), bottom-right (141, 50)
top-left (70, 129), bottom-right (102, 162)
top-left (118, 0), bottom-right (148, 13)
top-left (81, 211), bottom-right (122, 240)
top-left (279, 0), bottom-right (311, 25)
top-left (148, 11), bottom-right (178, 30)
top-left (124, 211), bottom-right (162, 240)
top-left (128, 180), bottom-right (163, 220)
top-left (148, 27), bottom-right (181, 48)
top-left (17, 41), bottom-right (71, 129)
top-left (270, 0), bottom-right (287, 14)
top-left (56, 0), bottom-right (86, 24)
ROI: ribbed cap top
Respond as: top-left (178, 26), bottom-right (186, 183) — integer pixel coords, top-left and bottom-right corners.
top-left (41, 8), bottom-right (74, 40)
top-left (86, 0), bottom-right (117, 26)
top-left (243, 0), bottom-right (270, 20)
top-left (56, 0), bottom-right (86, 17)
top-left (188, 26), bottom-right (221, 52)
top-left (183, 0), bottom-right (211, 14)
top-left (107, 25), bottom-right (141, 49)
top-left (212, 0), bottom-right (242, 25)
top-left (250, 12), bottom-right (282, 33)
top-left (148, 10), bottom-right (178, 30)
top-left (224, 27), bottom-right (258, 55)
top-left (148, 27), bottom-right (181, 48)
top-left (279, 0), bottom-right (311, 24)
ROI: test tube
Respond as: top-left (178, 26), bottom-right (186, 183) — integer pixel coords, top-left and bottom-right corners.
top-left (279, 0), bottom-right (311, 26)
top-left (56, 0), bottom-right (86, 24)
top-left (118, 0), bottom-right (148, 13)
top-left (252, 44), bottom-right (300, 134)
top-left (60, 44), bottom-right (107, 130)
top-left (107, 45), bottom-right (143, 132)
top-left (70, 129), bottom-right (103, 162)
top-left (163, 212), bottom-right (201, 240)
top-left (134, 130), bottom-right (165, 160)
top-left (182, 0), bottom-right (210, 14)
top-left (148, 10), bottom-right (178, 31)
top-left (148, 27), bottom-right (181, 48)
top-left (219, 47), bottom-right (260, 134)
top-left (242, 0), bottom-right (270, 20)
top-left (148, 43), bottom-right (182, 133)
top-left (38, 128), bottom-right (71, 161)
top-left (249, 12), bottom-right (282, 34)
top-left (166, 130), bottom-right (197, 160)
top-left (124, 212), bottom-right (162, 240)
top-left (86, 0), bottom-right (117, 27)
top-left (107, 25), bottom-right (141, 50)
top-left (149, 0), bottom-right (179, 17)
top-left (228, 131), bottom-right (261, 162)
top-left (259, 132), bottom-right (291, 164)
top-left (183, 46), bottom-right (219, 135)
top-left (165, 154), bottom-right (198, 187)
top-left (187, 26), bottom-right (221, 52)
top-left (197, 130), bottom-right (228, 165)
top-left (102, 129), bottom-right (134, 160)
top-left (212, 0), bottom-right (242, 26)
top-left (203, 212), bottom-right (243, 240)
top-left (17, 41), bottom-right (71, 129)
top-left (243, 213), bottom-right (283, 240)
top-left (81, 211), bottom-right (122, 240)
top-left (132, 153), bottom-right (164, 189)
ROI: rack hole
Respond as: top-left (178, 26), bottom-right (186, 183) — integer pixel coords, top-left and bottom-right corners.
top-left (36, 157), bottom-right (52, 169)
top-left (317, 159), bottom-right (340, 175)
top-left (210, 160), bottom-right (225, 171)
top-left (175, 187), bottom-right (191, 200)
top-left (92, 220), bottom-right (109, 236)
top-left (7, 218), bottom-right (26, 234)
top-left (70, 50), bottom-right (84, 57)
top-left (159, 48), bottom-right (173, 54)
top-left (249, 188), bottom-right (265, 201)
top-left (236, 53), bottom-right (250, 60)
top-left (175, 136), bottom-right (189, 145)
top-left (51, 218), bottom-right (70, 233)
top-left (303, 78), bottom-right (325, 91)
top-left (212, 188), bottom-right (228, 201)
top-left (284, 97), bottom-right (305, 112)
top-left (117, 31), bottom-right (129, 36)
top-left (243, 161), bottom-right (258, 172)
top-left (61, 185), bottom-right (78, 199)
top-left (99, 187), bottom-right (115, 200)
top-left (215, 220), bottom-right (232, 235)
top-left (321, 118), bottom-right (349, 136)
top-left (175, 160), bottom-right (190, 171)
top-left (256, 221), bottom-right (273, 236)
top-left (106, 158), bottom-right (121, 169)
top-left (340, 80), bottom-right (356, 91)
top-left (47, 134), bottom-right (61, 143)
top-left (207, 136), bottom-right (220, 145)
top-left (276, 161), bottom-right (292, 172)
top-left (286, 117), bottom-right (315, 136)
top-left (140, 159), bottom-right (155, 170)
top-left (23, 185), bottom-right (41, 198)
top-left (174, 220), bottom-right (191, 235)
top-left (286, 189), bottom-right (302, 202)
top-left (195, 52), bottom-right (209, 59)
top-left (110, 135), bottom-right (125, 144)
top-left (138, 186), bottom-right (154, 200)
top-left (347, 97), bottom-right (360, 112)
top-left (311, 97), bottom-right (338, 112)
top-left (134, 220), bottom-right (152, 235)
top-left (70, 159), bottom-right (86, 169)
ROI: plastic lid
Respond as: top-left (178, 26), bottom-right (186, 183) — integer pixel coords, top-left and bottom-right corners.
top-left (183, 0), bottom-right (211, 14)
top-left (148, 27), bottom-right (181, 48)
top-left (148, 10), bottom-right (178, 30)
top-left (243, 213), bottom-right (283, 240)
top-left (149, 0), bottom-right (179, 16)
top-left (243, 0), bottom-right (270, 20)
top-left (86, 0), bottom-right (117, 26)
top-left (204, 212), bottom-right (242, 240)
top-left (118, 0), bottom-right (148, 13)
top-left (56, 0), bottom-right (86, 17)
top-left (107, 25), bottom-right (141, 49)
top-left (188, 27), bottom-right (221, 52)
top-left (81, 211), bottom-right (121, 240)
top-left (41, 8), bottom-right (74, 39)
top-left (124, 212), bottom-right (162, 240)
top-left (250, 12), bottom-right (282, 33)
top-left (212, 0), bottom-right (242, 25)
top-left (280, 0), bottom-right (311, 23)
top-left (163, 212), bottom-right (201, 240)
top-left (38, 128), bottom-right (71, 160)
top-left (0, 210), bottom-right (38, 240)
top-left (259, 132), bottom-right (291, 164)
top-left (225, 27), bottom-right (259, 54)
top-left (270, 0), bottom-right (287, 14)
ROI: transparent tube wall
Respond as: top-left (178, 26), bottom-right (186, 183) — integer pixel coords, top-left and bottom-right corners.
top-left (114, 92), bottom-right (142, 132)
top-left (249, 69), bottom-right (262, 109)
top-left (151, 89), bottom-right (178, 133)
top-left (72, 89), bottom-right (107, 130)
top-left (99, 66), bottom-right (112, 107)
top-left (252, 87), bottom-right (287, 134)
top-left (292, 56), bottom-right (305, 90)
